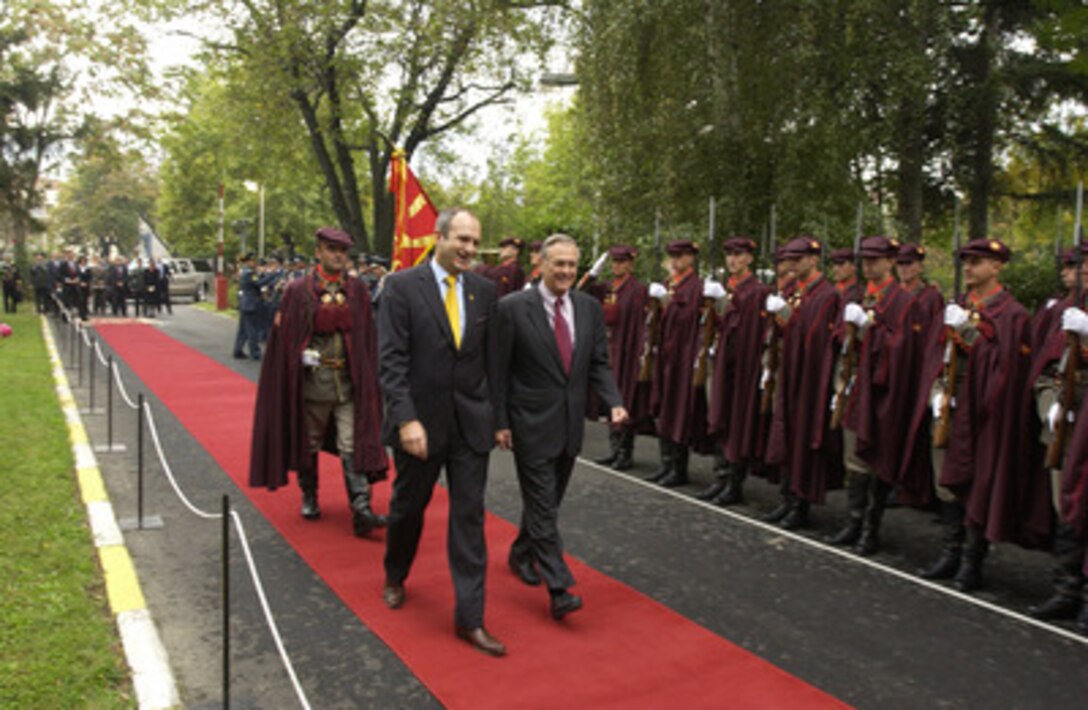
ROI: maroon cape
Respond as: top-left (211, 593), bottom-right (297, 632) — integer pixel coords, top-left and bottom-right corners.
top-left (708, 274), bottom-right (771, 465)
top-left (843, 282), bottom-right (926, 501)
top-left (932, 290), bottom-right (1050, 547)
top-left (249, 272), bottom-right (388, 490)
top-left (605, 275), bottom-right (652, 426)
top-left (651, 271), bottom-right (704, 443)
top-left (1060, 348), bottom-right (1088, 553)
top-left (479, 259), bottom-right (524, 299)
top-left (766, 275), bottom-right (842, 504)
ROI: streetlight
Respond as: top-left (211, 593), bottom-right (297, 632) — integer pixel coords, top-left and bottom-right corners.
top-left (244, 180), bottom-right (265, 259)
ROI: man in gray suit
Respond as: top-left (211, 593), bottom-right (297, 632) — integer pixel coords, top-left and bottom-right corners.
top-left (378, 207), bottom-right (505, 657)
top-left (494, 233), bottom-right (628, 620)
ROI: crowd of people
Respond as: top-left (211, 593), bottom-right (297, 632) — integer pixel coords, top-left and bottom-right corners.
top-left (241, 215), bottom-right (1087, 656)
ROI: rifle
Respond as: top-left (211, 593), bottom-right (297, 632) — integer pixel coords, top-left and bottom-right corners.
top-left (830, 204), bottom-right (865, 429)
top-left (1046, 182), bottom-right (1084, 468)
top-left (638, 210), bottom-right (664, 382)
top-left (694, 197), bottom-right (719, 387)
top-left (760, 203), bottom-right (780, 414)
top-left (933, 196), bottom-right (962, 448)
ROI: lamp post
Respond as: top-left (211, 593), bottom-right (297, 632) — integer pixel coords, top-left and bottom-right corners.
top-left (244, 180), bottom-right (265, 259)
top-left (215, 183), bottom-right (228, 310)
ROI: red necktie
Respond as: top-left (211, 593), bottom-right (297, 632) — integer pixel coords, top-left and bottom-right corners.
top-left (554, 295), bottom-right (572, 374)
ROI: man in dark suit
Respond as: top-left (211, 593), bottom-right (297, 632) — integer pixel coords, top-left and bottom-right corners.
top-left (378, 207), bottom-right (505, 657)
top-left (494, 234), bottom-right (628, 620)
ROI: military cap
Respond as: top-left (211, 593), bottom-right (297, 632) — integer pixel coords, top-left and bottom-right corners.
top-left (829, 247), bottom-right (855, 264)
top-left (529, 240), bottom-right (543, 253)
top-left (774, 245), bottom-right (788, 263)
top-left (897, 243), bottom-right (927, 263)
top-left (498, 236), bottom-right (525, 250)
top-left (779, 236), bottom-right (822, 259)
top-left (366, 254), bottom-right (391, 268)
top-left (665, 239), bottom-right (699, 256)
top-left (722, 237), bottom-right (757, 254)
top-left (858, 235), bottom-right (900, 259)
top-left (315, 226), bottom-right (354, 248)
top-left (608, 244), bottom-right (638, 261)
top-left (957, 238), bottom-right (1011, 263)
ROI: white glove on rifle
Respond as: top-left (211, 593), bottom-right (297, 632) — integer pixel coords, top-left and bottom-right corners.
top-left (944, 303), bottom-right (969, 331)
top-left (765, 294), bottom-right (787, 314)
top-left (843, 302), bottom-right (870, 329)
top-left (1045, 298), bottom-right (1058, 310)
top-left (1047, 402), bottom-right (1062, 433)
top-left (588, 251), bottom-right (609, 279)
top-left (703, 280), bottom-right (726, 300)
top-left (759, 368), bottom-right (770, 391)
top-left (1061, 306), bottom-right (1088, 338)
top-left (931, 391), bottom-right (945, 420)
top-left (648, 283), bottom-right (668, 300)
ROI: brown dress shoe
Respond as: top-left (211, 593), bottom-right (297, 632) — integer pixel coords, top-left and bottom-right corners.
top-left (382, 584), bottom-right (405, 609)
top-left (455, 627), bottom-right (506, 657)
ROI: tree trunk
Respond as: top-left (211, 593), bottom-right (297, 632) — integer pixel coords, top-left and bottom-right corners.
top-left (895, 91), bottom-right (925, 243)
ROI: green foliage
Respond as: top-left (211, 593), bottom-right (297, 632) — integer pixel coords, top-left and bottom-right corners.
top-left (0, 312), bottom-right (133, 708)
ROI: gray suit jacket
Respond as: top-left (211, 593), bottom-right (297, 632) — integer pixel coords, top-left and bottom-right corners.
top-left (378, 262), bottom-right (497, 456)
top-left (494, 286), bottom-right (622, 459)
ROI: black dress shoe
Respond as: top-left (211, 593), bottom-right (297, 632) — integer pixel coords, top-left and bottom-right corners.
top-left (550, 591), bottom-right (583, 620)
top-left (382, 583), bottom-right (405, 609)
top-left (657, 470), bottom-right (689, 488)
top-left (509, 556), bottom-right (541, 586)
top-left (300, 492), bottom-right (321, 520)
top-left (695, 481), bottom-right (726, 501)
top-left (1027, 594), bottom-right (1081, 621)
top-left (455, 627), bottom-right (506, 657)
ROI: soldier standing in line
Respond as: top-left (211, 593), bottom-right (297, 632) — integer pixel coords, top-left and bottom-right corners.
top-left (233, 253), bottom-right (277, 360)
top-left (478, 236), bottom-right (525, 298)
top-left (829, 247), bottom-right (861, 303)
top-left (249, 227), bottom-right (388, 537)
top-left (918, 238), bottom-right (1046, 592)
top-left (824, 236), bottom-right (918, 554)
top-left (526, 240), bottom-right (543, 287)
top-left (107, 256), bottom-right (129, 317)
top-left (762, 237), bottom-right (842, 530)
top-left (646, 240), bottom-right (704, 488)
top-left (589, 245), bottom-right (650, 471)
top-left (1028, 243), bottom-right (1087, 623)
top-left (89, 255), bottom-right (107, 316)
top-left (699, 237), bottom-right (771, 506)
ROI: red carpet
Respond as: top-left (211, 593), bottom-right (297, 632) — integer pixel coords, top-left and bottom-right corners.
top-left (96, 323), bottom-right (848, 709)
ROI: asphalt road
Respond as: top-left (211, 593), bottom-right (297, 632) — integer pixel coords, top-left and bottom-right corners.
top-left (55, 305), bottom-right (1088, 709)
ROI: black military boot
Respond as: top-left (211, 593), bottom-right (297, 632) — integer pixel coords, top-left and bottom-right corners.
top-left (612, 431), bottom-right (635, 471)
top-left (779, 499), bottom-right (810, 531)
top-left (695, 457), bottom-right (729, 501)
top-left (952, 527), bottom-right (989, 593)
top-left (645, 439), bottom-right (675, 483)
top-left (343, 457), bottom-right (386, 537)
top-left (298, 454), bottom-right (320, 520)
top-left (919, 502), bottom-right (965, 580)
top-left (761, 483), bottom-right (794, 523)
top-left (1078, 586), bottom-right (1088, 636)
top-left (659, 445), bottom-right (690, 487)
top-left (824, 473), bottom-right (867, 547)
top-left (712, 466), bottom-right (746, 507)
top-left (854, 478), bottom-right (891, 556)
top-left (594, 429), bottom-right (622, 466)
top-left (1028, 525), bottom-right (1084, 620)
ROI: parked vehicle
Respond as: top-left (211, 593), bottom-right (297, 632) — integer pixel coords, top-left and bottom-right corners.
top-left (126, 258), bottom-right (215, 302)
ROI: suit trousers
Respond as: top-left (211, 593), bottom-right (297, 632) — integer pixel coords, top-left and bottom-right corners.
top-left (384, 430), bottom-right (489, 629)
top-left (510, 452), bottom-right (577, 592)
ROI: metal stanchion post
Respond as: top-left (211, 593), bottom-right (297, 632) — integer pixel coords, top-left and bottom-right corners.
top-left (119, 393), bottom-right (161, 530)
top-left (94, 355), bottom-right (127, 453)
top-left (222, 494), bottom-right (231, 709)
top-left (77, 326), bottom-right (84, 388)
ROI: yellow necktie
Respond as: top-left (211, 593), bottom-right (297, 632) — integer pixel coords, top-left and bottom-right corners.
top-left (445, 274), bottom-right (461, 349)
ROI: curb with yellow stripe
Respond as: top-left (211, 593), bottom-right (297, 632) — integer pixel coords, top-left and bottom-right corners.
top-left (42, 318), bottom-right (180, 709)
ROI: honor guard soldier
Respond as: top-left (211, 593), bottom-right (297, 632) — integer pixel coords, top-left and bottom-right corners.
top-left (526, 240), bottom-right (544, 287)
top-left (479, 236), bottom-right (526, 298)
top-left (249, 227), bottom-right (388, 537)
top-left (825, 236), bottom-right (919, 554)
top-left (590, 245), bottom-right (650, 471)
top-left (919, 238), bottom-right (1046, 592)
top-left (646, 240), bottom-right (704, 488)
top-left (830, 247), bottom-right (861, 303)
top-left (699, 237), bottom-right (771, 505)
top-left (763, 237), bottom-right (842, 530)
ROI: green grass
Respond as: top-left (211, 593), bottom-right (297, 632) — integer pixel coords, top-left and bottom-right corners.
top-left (0, 311), bottom-right (134, 708)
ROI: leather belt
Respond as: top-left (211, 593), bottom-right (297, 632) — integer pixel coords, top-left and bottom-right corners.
top-left (319, 357), bottom-right (346, 370)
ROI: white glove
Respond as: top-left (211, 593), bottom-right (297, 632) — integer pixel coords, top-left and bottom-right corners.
top-left (843, 303), bottom-right (870, 329)
top-left (765, 294), bottom-right (787, 314)
top-left (759, 368), bottom-right (770, 391)
top-left (1061, 306), bottom-right (1088, 338)
top-left (588, 251), bottom-right (609, 278)
top-left (703, 280), bottom-right (726, 300)
top-left (1047, 402), bottom-right (1062, 432)
top-left (931, 391), bottom-right (945, 420)
top-left (302, 348), bottom-right (320, 367)
top-left (944, 304), bottom-right (969, 330)
top-left (648, 283), bottom-right (668, 300)
top-left (1045, 298), bottom-right (1057, 310)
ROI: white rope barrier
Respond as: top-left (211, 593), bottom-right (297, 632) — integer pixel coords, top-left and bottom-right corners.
top-left (111, 361), bottom-right (140, 410)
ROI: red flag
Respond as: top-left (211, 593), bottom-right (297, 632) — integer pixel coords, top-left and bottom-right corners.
top-left (389, 149), bottom-right (438, 272)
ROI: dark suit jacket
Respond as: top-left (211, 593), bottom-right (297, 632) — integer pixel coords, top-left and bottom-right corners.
top-left (494, 286), bottom-right (622, 459)
top-left (378, 262), bottom-right (497, 456)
